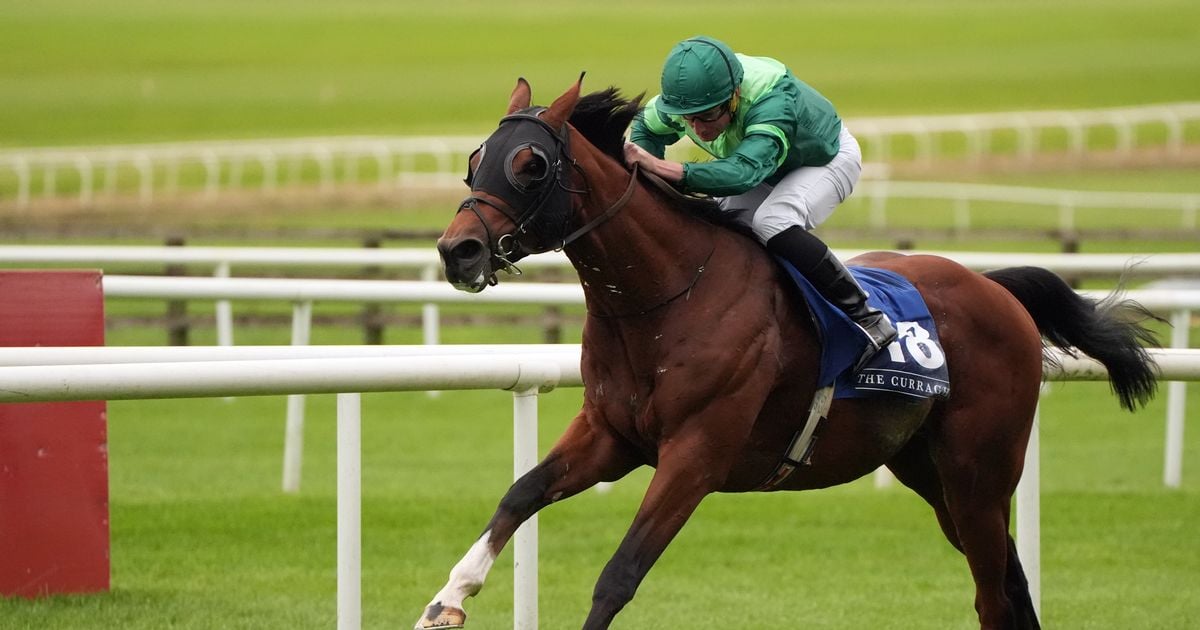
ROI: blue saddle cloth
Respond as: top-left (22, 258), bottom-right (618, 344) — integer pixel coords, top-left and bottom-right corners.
top-left (777, 260), bottom-right (951, 400)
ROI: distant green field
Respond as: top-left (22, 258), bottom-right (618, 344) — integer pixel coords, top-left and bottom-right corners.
top-left (2, 0), bottom-right (1199, 146)
top-left (2, 0), bottom-right (1198, 237)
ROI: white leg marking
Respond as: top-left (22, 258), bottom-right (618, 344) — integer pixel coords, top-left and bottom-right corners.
top-left (426, 530), bottom-right (497, 610)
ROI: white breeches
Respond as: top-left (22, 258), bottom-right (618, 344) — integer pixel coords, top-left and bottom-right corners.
top-left (718, 125), bottom-right (862, 244)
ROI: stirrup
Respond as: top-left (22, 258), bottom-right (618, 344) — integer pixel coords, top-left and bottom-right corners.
top-left (858, 311), bottom-right (898, 348)
top-left (850, 312), bottom-right (898, 373)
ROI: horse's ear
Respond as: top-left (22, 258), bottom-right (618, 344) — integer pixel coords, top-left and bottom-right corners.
top-left (542, 72), bottom-right (585, 129)
top-left (507, 78), bottom-right (532, 115)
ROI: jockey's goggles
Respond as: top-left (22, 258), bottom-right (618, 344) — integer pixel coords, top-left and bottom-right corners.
top-left (682, 102), bottom-right (729, 124)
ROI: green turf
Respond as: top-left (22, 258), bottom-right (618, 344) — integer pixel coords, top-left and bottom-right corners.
top-left (0, 371), bottom-right (1196, 628)
top-left (2, 0), bottom-right (1199, 146)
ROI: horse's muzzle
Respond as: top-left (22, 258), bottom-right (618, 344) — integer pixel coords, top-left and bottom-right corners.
top-left (437, 235), bottom-right (491, 293)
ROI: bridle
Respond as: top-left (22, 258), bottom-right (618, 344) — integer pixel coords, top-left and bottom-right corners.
top-left (455, 104), bottom-right (708, 320)
top-left (456, 107), bottom-right (638, 284)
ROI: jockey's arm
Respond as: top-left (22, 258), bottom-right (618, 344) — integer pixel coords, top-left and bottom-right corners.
top-left (679, 133), bottom-right (782, 196)
top-left (625, 132), bottom-right (782, 194)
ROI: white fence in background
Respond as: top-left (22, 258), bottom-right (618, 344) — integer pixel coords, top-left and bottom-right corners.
top-left (0, 346), bottom-right (1195, 628)
top-left (850, 102), bottom-right (1200, 165)
top-left (0, 135), bottom-right (481, 209)
top-left (856, 180), bottom-right (1200, 231)
top-left (1, 103), bottom-right (1196, 209)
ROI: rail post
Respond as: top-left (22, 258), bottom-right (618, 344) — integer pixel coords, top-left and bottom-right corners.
top-left (165, 237), bottom-right (189, 346)
top-left (362, 237), bottom-right (385, 344)
top-left (1165, 309), bottom-right (1191, 488)
top-left (1059, 236), bottom-right (1081, 289)
top-left (1016, 398), bottom-right (1042, 618)
top-left (214, 261), bottom-right (234, 347)
top-left (283, 300), bottom-right (314, 494)
top-left (337, 393), bottom-right (362, 630)
top-left (507, 361), bottom-right (562, 630)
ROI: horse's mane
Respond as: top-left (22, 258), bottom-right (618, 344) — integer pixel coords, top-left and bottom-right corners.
top-left (570, 87), bottom-right (730, 225)
top-left (569, 88), bottom-right (643, 163)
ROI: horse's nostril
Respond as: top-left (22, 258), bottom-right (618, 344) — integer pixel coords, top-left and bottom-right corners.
top-left (451, 239), bottom-right (483, 261)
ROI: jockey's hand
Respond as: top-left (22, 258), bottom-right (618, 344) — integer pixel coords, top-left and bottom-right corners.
top-left (623, 142), bottom-right (651, 170)
top-left (623, 142), bottom-right (685, 184)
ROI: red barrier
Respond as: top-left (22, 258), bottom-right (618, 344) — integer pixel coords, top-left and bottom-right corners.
top-left (0, 270), bottom-right (108, 596)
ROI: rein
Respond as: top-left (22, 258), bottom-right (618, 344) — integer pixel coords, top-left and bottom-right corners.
top-left (556, 161), bottom-right (639, 250)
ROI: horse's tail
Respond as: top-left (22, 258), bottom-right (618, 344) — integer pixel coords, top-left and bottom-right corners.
top-left (984, 266), bottom-right (1160, 411)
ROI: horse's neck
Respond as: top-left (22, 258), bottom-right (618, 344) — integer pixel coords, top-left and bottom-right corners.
top-left (564, 153), bottom-right (715, 316)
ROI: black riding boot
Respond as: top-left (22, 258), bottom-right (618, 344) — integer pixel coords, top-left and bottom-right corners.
top-left (766, 226), bottom-right (898, 371)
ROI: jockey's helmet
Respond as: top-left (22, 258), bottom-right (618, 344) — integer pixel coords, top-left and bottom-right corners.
top-left (657, 36), bottom-right (743, 116)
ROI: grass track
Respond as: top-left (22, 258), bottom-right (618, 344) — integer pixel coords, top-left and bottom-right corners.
top-left (1, 1), bottom-right (1198, 627)
top-left (0, 358), bottom-right (1197, 628)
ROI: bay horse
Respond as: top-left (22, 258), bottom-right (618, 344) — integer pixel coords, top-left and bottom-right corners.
top-left (419, 77), bottom-right (1159, 629)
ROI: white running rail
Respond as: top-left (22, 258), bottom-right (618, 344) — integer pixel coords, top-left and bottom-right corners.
top-left (2, 245), bottom-right (1196, 489)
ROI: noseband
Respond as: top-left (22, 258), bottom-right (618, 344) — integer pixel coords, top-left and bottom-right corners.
top-left (457, 108), bottom-right (638, 281)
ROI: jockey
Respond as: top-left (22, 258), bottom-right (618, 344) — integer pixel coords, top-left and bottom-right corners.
top-left (624, 35), bottom-right (896, 370)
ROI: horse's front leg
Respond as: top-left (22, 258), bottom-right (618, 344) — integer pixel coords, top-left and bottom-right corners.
top-left (416, 410), bottom-right (638, 629)
top-left (582, 429), bottom-right (743, 630)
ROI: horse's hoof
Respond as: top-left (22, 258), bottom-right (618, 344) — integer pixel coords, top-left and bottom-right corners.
top-left (415, 603), bottom-right (467, 629)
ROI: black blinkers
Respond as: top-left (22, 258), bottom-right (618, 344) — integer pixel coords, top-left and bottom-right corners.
top-left (459, 107), bottom-right (580, 256)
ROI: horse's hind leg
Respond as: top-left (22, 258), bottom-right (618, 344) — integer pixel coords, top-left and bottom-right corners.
top-left (892, 424), bottom-right (1041, 624)
top-left (933, 410), bottom-right (1041, 630)
top-left (886, 431), bottom-right (963, 553)
top-left (416, 410), bottom-right (639, 629)
top-left (1003, 535), bottom-right (1040, 629)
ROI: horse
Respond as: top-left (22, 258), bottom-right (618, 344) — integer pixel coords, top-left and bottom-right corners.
top-left (418, 76), bottom-right (1159, 630)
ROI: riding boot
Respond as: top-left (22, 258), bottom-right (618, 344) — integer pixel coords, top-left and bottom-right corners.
top-left (766, 226), bottom-right (898, 371)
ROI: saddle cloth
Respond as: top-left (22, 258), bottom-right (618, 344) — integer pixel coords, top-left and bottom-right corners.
top-left (776, 261), bottom-right (951, 400)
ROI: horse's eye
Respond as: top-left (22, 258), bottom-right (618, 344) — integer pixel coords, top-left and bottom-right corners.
top-left (524, 154), bottom-right (548, 184)
top-left (513, 148), bottom-right (549, 190)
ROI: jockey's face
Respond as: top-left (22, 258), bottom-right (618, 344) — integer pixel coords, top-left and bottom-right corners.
top-left (683, 101), bottom-right (731, 142)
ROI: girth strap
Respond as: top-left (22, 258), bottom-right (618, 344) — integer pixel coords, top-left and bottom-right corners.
top-left (755, 385), bottom-right (834, 491)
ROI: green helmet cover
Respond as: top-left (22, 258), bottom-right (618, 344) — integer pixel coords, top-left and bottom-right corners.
top-left (658, 36), bottom-right (743, 116)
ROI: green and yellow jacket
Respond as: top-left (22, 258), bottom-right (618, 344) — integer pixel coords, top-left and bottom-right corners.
top-left (631, 54), bottom-right (843, 196)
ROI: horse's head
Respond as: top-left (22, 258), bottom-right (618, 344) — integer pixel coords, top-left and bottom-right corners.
top-left (438, 77), bottom-right (585, 292)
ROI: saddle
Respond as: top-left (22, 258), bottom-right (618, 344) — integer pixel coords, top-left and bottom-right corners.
top-left (780, 262), bottom-right (951, 400)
